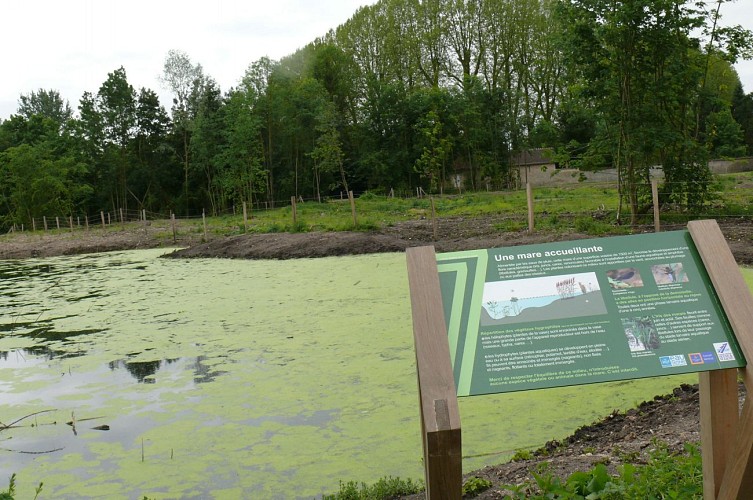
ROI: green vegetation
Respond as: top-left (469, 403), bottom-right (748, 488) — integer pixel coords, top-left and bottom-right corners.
top-left (1, 475), bottom-right (43, 500)
top-left (463, 476), bottom-right (494, 497)
top-left (1, 1), bottom-right (752, 231)
top-left (502, 442), bottom-right (702, 499)
top-left (323, 476), bottom-right (423, 499)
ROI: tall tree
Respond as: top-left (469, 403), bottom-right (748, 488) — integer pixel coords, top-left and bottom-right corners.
top-left (17, 89), bottom-right (73, 131)
top-left (161, 50), bottom-right (204, 213)
top-left (97, 66), bottom-right (137, 211)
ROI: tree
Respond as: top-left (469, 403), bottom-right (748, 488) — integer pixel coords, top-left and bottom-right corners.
top-left (161, 50), bottom-right (204, 213)
top-left (17, 89), bottom-right (72, 131)
top-left (97, 66), bottom-right (137, 212)
top-left (558, 0), bottom-right (718, 223)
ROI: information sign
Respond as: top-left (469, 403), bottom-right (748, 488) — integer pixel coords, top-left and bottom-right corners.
top-left (437, 230), bottom-right (746, 396)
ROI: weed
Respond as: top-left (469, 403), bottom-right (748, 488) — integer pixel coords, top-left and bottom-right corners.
top-left (323, 476), bottom-right (423, 499)
top-left (511, 449), bottom-right (533, 461)
top-left (462, 476), bottom-right (493, 497)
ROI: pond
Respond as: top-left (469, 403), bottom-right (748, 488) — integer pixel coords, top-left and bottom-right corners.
top-left (1, 249), bottom-right (730, 498)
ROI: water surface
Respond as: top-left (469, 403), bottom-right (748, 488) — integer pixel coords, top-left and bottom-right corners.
top-left (0, 250), bottom-right (715, 498)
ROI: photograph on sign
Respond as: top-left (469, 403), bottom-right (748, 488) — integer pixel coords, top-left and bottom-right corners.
top-left (437, 231), bottom-right (746, 397)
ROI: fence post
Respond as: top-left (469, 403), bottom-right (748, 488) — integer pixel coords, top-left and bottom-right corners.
top-left (171, 212), bottom-right (177, 243)
top-left (100, 211), bottom-right (106, 229)
top-left (291, 196), bottom-right (297, 224)
top-left (243, 201), bottom-right (248, 233)
top-left (43, 216), bottom-right (48, 232)
top-left (202, 209), bottom-right (208, 241)
top-left (85, 215), bottom-right (89, 232)
top-left (120, 208), bottom-right (124, 226)
top-left (430, 197), bottom-right (438, 241)
top-left (32, 218), bottom-right (36, 232)
top-left (56, 216), bottom-right (60, 230)
top-left (527, 182), bottom-right (534, 232)
top-left (349, 191), bottom-right (357, 227)
top-left (69, 216), bottom-right (73, 233)
top-left (651, 179), bottom-right (660, 232)
top-left (107, 212), bottom-right (111, 225)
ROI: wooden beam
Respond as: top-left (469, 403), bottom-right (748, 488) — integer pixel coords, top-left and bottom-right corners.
top-left (717, 395), bottom-right (753, 499)
top-left (687, 220), bottom-right (753, 499)
top-left (406, 246), bottom-right (462, 499)
top-left (699, 369), bottom-right (739, 499)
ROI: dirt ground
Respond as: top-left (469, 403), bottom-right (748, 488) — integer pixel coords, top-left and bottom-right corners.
top-left (1, 215), bottom-right (751, 494)
top-left (3, 215), bottom-right (752, 264)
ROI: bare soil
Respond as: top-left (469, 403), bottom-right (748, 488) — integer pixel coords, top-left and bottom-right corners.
top-left (2, 216), bottom-right (753, 264)
top-left (1, 215), bottom-right (751, 494)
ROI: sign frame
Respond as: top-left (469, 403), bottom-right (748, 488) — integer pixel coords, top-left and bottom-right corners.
top-left (406, 219), bottom-right (753, 499)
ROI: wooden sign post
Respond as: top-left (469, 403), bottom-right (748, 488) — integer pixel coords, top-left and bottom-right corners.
top-left (688, 219), bottom-right (753, 499)
top-left (406, 246), bottom-right (462, 499)
top-left (407, 219), bottom-right (753, 499)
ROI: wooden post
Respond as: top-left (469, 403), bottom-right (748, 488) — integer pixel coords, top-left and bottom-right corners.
top-left (69, 216), bottom-right (74, 232)
top-left (406, 246), bottom-right (462, 499)
top-left (32, 218), bottom-right (36, 232)
top-left (43, 216), bottom-right (48, 231)
top-left (120, 208), bottom-right (124, 226)
top-left (85, 215), bottom-right (89, 232)
top-left (171, 213), bottom-right (177, 243)
top-left (202, 209), bottom-right (208, 241)
top-left (243, 201), bottom-right (248, 233)
top-left (688, 219), bottom-right (753, 499)
top-left (526, 182), bottom-right (534, 232)
top-left (291, 196), bottom-right (297, 224)
top-left (652, 179), bottom-right (660, 232)
top-left (107, 212), bottom-right (111, 225)
top-left (430, 197), bottom-right (438, 241)
top-left (349, 191), bottom-right (357, 227)
top-left (700, 369), bottom-right (739, 499)
top-left (77, 216), bottom-right (80, 228)
top-left (142, 209), bottom-right (147, 233)
top-left (100, 211), bottom-right (106, 229)
top-left (56, 216), bottom-right (60, 230)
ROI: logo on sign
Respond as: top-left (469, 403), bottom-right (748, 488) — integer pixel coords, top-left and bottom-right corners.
top-left (660, 355), bottom-right (688, 368)
top-left (713, 342), bottom-right (736, 362)
top-left (688, 353), bottom-right (704, 365)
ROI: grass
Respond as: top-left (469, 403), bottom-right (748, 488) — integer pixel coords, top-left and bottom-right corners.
top-left (9, 173), bottom-right (752, 241)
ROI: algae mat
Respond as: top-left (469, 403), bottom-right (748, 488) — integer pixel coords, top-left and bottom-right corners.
top-left (0, 250), bottom-right (722, 498)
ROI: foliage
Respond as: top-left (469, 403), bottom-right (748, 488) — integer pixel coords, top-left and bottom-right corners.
top-left (501, 441), bottom-right (702, 499)
top-left (0, 474), bottom-right (43, 500)
top-left (322, 476), bottom-right (423, 499)
top-left (1, 0), bottom-right (751, 230)
top-left (463, 476), bottom-right (493, 497)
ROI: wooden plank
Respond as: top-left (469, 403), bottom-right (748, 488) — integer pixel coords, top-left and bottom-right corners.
top-left (717, 397), bottom-right (753, 499)
top-left (699, 369), bottom-right (739, 499)
top-left (687, 220), bottom-right (753, 499)
top-left (687, 220), bottom-right (753, 368)
top-left (406, 246), bottom-right (462, 499)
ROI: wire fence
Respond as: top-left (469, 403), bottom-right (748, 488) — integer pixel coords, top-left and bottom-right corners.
top-left (4, 177), bottom-right (753, 238)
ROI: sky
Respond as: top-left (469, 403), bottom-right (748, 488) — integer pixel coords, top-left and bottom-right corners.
top-left (2, 0), bottom-right (752, 122)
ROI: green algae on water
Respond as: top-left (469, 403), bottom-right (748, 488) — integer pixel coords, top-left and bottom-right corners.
top-left (0, 250), bottom-right (744, 497)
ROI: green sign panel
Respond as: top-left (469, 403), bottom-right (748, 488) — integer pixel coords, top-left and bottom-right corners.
top-left (437, 231), bottom-right (746, 396)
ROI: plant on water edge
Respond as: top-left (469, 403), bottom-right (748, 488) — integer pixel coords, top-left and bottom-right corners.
top-left (500, 441), bottom-right (702, 499)
top-left (462, 476), bottom-right (493, 497)
top-left (322, 476), bottom-right (423, 499)
top-left (1, 474), bottom-right (43, 500)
